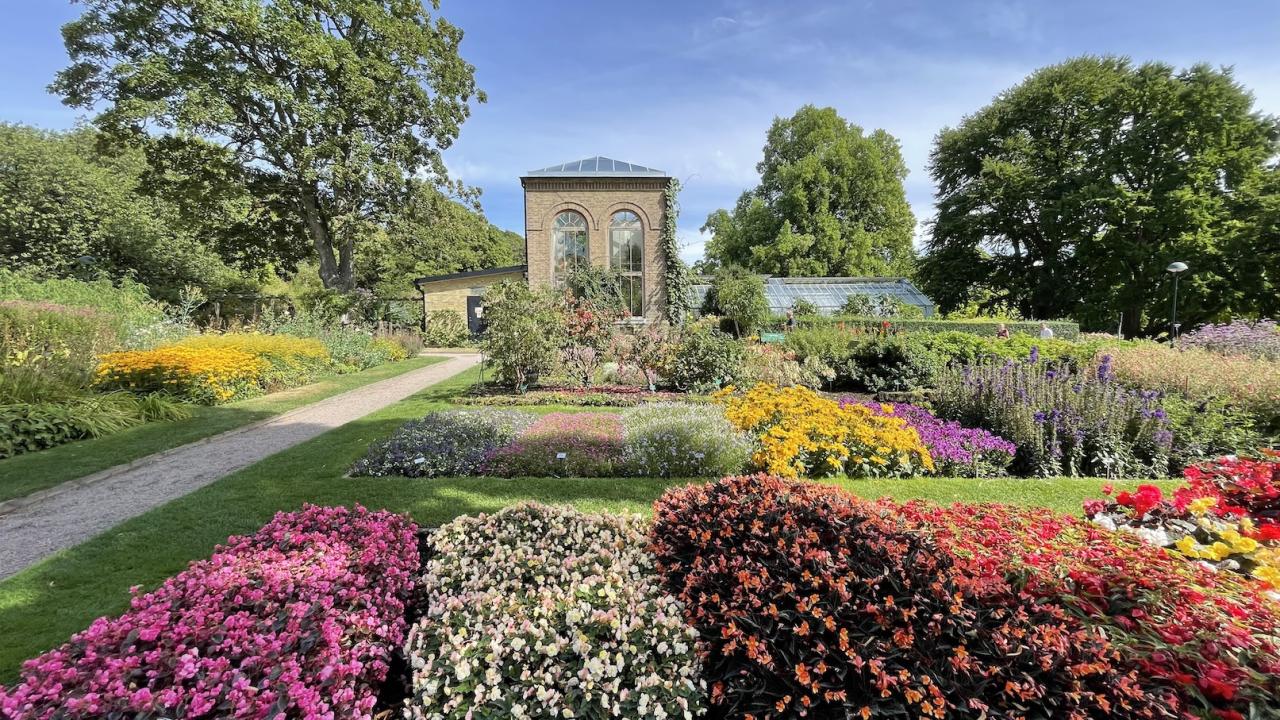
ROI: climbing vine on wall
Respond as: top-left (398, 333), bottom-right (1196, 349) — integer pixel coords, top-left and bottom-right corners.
top-left (661, 178), bottom-right (692, 324)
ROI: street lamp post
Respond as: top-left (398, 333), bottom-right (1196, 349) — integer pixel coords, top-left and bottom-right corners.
top-left (1166, 261), bottom-right (1188, 342)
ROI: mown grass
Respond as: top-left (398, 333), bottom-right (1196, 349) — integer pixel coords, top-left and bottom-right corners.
top-left (0, 356), bottom-right (445, 503)
top-left (0, 368), bottom-right (1178, 681)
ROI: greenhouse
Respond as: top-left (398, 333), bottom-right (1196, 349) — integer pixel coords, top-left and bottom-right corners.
top-left (689, 276), bottom-right (936, 317)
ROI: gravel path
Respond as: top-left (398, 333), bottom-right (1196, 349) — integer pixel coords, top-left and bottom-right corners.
top-left (0, 353), bottom-right (480, 580)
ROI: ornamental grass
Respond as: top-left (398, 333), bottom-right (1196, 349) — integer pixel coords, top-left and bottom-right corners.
top-left (651, 475), bottom-right (1156, 719)
top-left (0, 505), bottom-right (419, 720)
top-left (713, 383), bottom-right (933, 478)
top-left (405, 504), bottom-right (705, 720)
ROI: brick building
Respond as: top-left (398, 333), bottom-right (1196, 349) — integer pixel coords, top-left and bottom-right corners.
top-left (414, 156), bottom-right (672, 334)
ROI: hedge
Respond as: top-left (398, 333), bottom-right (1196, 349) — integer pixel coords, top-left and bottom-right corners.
top-left (796, 315), bottom-right (1080, 339)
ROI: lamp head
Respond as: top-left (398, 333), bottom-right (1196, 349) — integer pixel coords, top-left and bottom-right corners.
top-left (1166, 261), bottom-right (1188, 274)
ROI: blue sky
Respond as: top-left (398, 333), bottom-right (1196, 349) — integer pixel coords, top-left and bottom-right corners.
top-left (3, 1), bottom-right (1279, 264)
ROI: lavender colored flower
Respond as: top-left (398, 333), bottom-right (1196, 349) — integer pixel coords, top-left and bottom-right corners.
top-left (1183, 318), bottom-right (1280, 360)
top-left (845, 400), bottom-right (1016, 477)
top-left (350, 409), bottom-right (536, 478)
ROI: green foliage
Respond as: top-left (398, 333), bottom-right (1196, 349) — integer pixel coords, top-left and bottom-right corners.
top-left (261, 310), bottom-right (400, 372)
top-left (56, 0), bottom-right (484, 291)
top-left (703, 266), bottom-right (769, 337)
top-left (662, 179), bottom-right (693, 324)
top-left (1162, 394), bottom-right (1264, 472)
top-left (480, 282), bottom-right (566, 392)
top-left (923, 56), bottom-right (1280, 335)
top-left (789, 298), bottom-right (819, 317)
top-left (702, 105), bottom-right (916, 277)
top-left (839, 294), bottom-right (875, 317)
top-left (666, 323), bottom-right (745, 392)
top-left (422, 310), bottom-right (470, 348)
top-left (362, 182), bottom-right (523, 296)
top-left (0, 302), bottom-right (118, 374)
top-left (797, 316), bottom-right (1081, 339)
top-left (564, 264), bottom-right (626, 317)
top-left (0, 270), bottom-right (185, 350)
top-left (0, 125), bottom-right (254, 301)
top-left (843, 335), bottom-right (944, 393)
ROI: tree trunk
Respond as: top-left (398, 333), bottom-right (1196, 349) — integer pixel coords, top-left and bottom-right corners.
top-left (1120, 303), bottom-right (1142, 339)
top-left (298, 187), bottom-right (353, 291)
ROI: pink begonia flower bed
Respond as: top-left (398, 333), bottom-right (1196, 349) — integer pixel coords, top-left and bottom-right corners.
top-left (0, 504), bottom-right (419, 720)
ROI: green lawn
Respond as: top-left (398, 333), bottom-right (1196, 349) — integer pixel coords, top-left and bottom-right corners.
top-left (0, 356), bottom-right (445, 503)
top-left (0, 368), bottom-right (1177, 681)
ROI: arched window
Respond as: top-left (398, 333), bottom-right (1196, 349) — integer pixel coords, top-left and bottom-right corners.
top-left (609, 211), bottom-right (644, 316)
top-left (552, 211), bottom-right (588, 285)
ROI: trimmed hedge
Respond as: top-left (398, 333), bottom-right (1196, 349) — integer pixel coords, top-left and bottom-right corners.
top-left (796, 315), bottom-right (1080, 339)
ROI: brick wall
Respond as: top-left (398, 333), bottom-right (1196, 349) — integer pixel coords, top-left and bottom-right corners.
top-left (522, 177), bottom-right (669, 321)
top-left (420, 270), bottom-right (526, 322)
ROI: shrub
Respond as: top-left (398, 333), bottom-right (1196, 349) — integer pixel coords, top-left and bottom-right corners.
top-left (899, 499), bottom-right (1280, 718)
top-left (349, 409), bottom-right (536, 478)
top-left (560, 294), bottom-right (621, 387)
top-left (1162, 393), bottom-right (1264, 471)
top-left (0, 300), bottom-right (118, 373)
top-left (0, 269), bottom-right (181, 349)
top-left (781, 326), bottom-right (859, 369)
top-left (789, 297), bottom-right (818, 316)
top-left (740, 343), bottom-right (834, 389)
top-left (405, 504), bottom-right (705, 720)
top-left (702, 266), bottom-right (768, 337)
top-left (666, 322), bottom-right (744, 392)
top-left (0, 505), bottom-right (419, 720)
top-left (480, 281), bottom-right (566, 392)
top-left (0, 390), bottom-right (189, 459)
top-left (932, 358), bottom-right (1173, 477)
top-left (621, 403), bottom-right (750, 477)
top-left (1105, 343), bottom-right (1280, 432)
top-left (483, 412), bottom-right (624, 477)
top-left (1183, 318), bottom-right (1280, 360)
top-left (422, 309), bottom-right (470, 347)
top-left (650, 475), bottom-right (1155, 720)
top-left (456, 386), bottom-right (700, 408)
top-left (262, 309), bottom-right (402, 371)
top-left (842, 333), bottom-right (943, 392)
top-left (714, 383), bottom-right (934, 477)
top-left (847, 400), bottom-right (1016, 476)
top-left (617, 322), bottom-right (675, 391)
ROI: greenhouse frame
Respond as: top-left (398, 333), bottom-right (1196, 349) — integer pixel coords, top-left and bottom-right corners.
top-left (688, 276), bottom-right (936, 317)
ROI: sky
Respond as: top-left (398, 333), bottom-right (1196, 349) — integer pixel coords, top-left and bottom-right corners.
top-left (3, 1), bottom-right (1279, 264)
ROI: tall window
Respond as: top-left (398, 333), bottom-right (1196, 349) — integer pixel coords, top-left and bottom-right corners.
top-left (609, 211), bottom-right (644, 316)
top-left (552, 211), bottom-right (588, 285)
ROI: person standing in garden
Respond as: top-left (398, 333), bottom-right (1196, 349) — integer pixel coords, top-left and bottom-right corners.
top-left (785, 309), bottom-right (797, 331)
top-left (996, 323), bottom-right (1010, 339)
top-left (1039, 322), bottom-right (1055, 339)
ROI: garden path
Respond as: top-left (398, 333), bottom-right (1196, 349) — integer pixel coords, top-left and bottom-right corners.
top-left (0, 352), bottom-right (481, 580)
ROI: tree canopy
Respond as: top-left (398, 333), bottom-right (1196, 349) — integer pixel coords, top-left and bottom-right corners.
top-left (702, 105), bottom-right (916, 278)
top-left (54, 0), bottom-right (484, 291)
top-left (921, 56), bottom-right (1280, 336)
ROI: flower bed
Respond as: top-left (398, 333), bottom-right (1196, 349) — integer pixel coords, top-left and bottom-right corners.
top-left (1183, 318), bottom-right (1280, 360)
top-left (933, 356), bottom-right (1173, 477)
top-left (714, 383), bottom-right (934, 477)
top-left (902, 497), bottom-right (1280, 719)
top-left (350, 409), bottom-right (536, 477)
top-left (651, 475), bottom-right (1153, 719)
top-left (845, 399), bottom-right (1016, 476)
top-left (456, 385), bottom-right (704, 407)
top-left (0, 505), bottom-right (419, 720)
top-left (351, 404), bottom-right (747, 479)
top-left (405, 504), bottom-right (705, 719)
top-left (95, 333), bottom-right (333, 403)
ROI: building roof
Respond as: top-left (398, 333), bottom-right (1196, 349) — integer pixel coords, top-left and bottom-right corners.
top-left (689, 276), bottom-right (936, 317)
top-left (413, 265), bottom-right (527, 289)
top-left (524, 156), bottom-right (667, 178)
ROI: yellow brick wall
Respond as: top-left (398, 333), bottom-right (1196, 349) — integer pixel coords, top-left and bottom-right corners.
top-left (522, 178), bottom-right (668, 320)
top-left (420, 270), bottom-right (526, 321)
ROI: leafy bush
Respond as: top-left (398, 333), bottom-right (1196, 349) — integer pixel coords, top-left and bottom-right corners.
top-left (422, 309), bottom-right (469, 347)
top-left (1183, 318), bottom-right (1280, 360)
top-left (842, 334), bottom-right (943, 392)
top-left (702, 266), bottom-right (768, 337)
top-left (715, 383), bottom-right (934, 477)
top-left (405, 504), bottom-right (705, 720)
top-left (262, 309), bottom-right (402, 371)
top-left (899, 499), bottom-right (1280, 718)
top-left (621, 403), bottom-right (750, 477)
top-left (923, 330), bottom-right (1114, 369)
top-left (933, 358), bottom-right (1173, 477)
top-left (377, 328), bottom-right (424, 358)
top-left (1162, 394), bottom-right (1264, 471)
top-left (0, 505), bottom-right (419, 719)
top-left (350, 409), bottom-right (535, 478)
top-left (789, 297), bottom-right (818, 316)
top-left (1105, 343), bottom-right (1280, 433)
top-left (740, 344), bottom-right (834, 389)
top-left (0, 301), bottom-right (118, 373)
top-left (666, 322), bottom-right (744, 392)
top-left (650, 475), bottom-right (1154, 720)
top-left (456, 386), bottom-right (701, 408)
top-left (847, 399), bottom-right (1016, 476)
top-left (617, 322), bottom-right (675, 391)
top-left (560, 294), bottom-right (621, 386)
top-left (0, 390), bottom-right (189, 459)
top-left (0, 269), bottom-right (183, 349)
top-left (480, 281), bottom-right (566, 392)
top-left (483, 412), bottom-right (624, 477)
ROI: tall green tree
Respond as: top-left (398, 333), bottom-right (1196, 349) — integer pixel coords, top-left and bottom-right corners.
top-left (922, 56), bottom-right (1280, 336)
top-left (54, 0), bottom-right (483, 291)
top-left (0, 124), bottom-right (253, 300)
top-left (702, 105), bottom-right (916, 277)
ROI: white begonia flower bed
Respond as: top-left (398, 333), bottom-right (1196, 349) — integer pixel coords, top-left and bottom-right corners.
top-left (404, 504), bottom-right (706, 720)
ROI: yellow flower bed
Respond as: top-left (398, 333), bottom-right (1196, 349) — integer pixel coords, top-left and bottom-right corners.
top-left (96, 346), bottom-right (268, 404)
top-left (96, 334), bottom-right (333, 404)
top-left (713, 383), bottom-right (934, 478)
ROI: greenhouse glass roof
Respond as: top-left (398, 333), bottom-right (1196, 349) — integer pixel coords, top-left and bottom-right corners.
top-left (524, 156), bottom-right (667, 178)
top-left (688, 276), bottom-right (935, 317)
